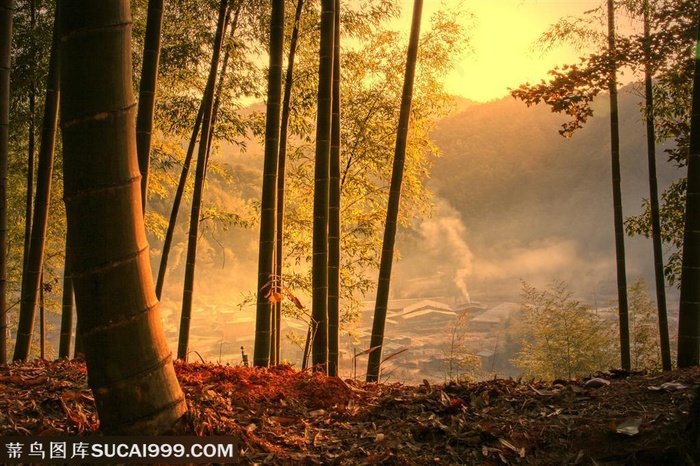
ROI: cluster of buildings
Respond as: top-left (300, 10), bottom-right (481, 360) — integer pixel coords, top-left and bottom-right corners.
top-left (159, 296), bottom-right (524, 383)
top-left (345, 298), bottom-right (522, 383)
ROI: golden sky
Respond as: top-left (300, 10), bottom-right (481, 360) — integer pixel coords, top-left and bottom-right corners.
top-left (403, 0), bottom-right (607, 102)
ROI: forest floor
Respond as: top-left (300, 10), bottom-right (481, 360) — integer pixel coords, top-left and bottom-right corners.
top-left (1, 359), bottom-right (699, 465)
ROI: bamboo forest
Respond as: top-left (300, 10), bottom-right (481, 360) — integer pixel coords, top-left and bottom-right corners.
top-left (2, 0), bottom-right (700, 463)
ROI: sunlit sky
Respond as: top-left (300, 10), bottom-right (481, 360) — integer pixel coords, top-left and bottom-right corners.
top-left (400, 0), bottom-right (610, 102)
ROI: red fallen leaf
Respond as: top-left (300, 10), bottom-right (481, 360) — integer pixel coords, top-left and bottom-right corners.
top-left (66, 406), bottom-right (87, 429)
top-left (0, 375), bottom-right (47, 386)
top-left (59, 392), bottom-right (91, 430)
top-left (60, 391), bottom-right (84, 402)
top-left (269, 415), bottom-right (300, 426)
top-left (450, 397), bottom-right (465, 409)
top-left (239, 379), bottom-right (256, 389)
top-left (364, 450), bottom-right (393, 464)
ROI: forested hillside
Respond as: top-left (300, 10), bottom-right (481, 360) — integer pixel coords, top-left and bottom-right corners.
top-left (394, 86), bottom-right (682, 305)
top-left (155, 86), bottom-right (684, 336)
top-left (149, 85), bottom-right (686, 367)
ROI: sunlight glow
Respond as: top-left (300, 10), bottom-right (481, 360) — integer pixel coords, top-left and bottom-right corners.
top-left (403, 0), bottom-right (605, 102)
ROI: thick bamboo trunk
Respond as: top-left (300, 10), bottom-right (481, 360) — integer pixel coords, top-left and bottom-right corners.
top-left (677, 11), bottom-right (700, 368)
top-left (311, 0), bottom-right (335, 371)
top-left (328, 0), bottom-right (341, 377)
top-left (60, 0), bottom-right (186, 434)
top-left (273, 0), bottom-right (304, 367)
top-left (253, 0), bottom-right (285, 367)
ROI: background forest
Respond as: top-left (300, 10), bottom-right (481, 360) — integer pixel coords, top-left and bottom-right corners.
top-left (5, 0), bottom-right (469, 368)
top-left (3, 0), bottom-right (698, 388)
top-left (157, 89), bottom-right (680, 382)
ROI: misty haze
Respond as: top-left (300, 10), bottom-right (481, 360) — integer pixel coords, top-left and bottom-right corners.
top-left (140, 87), bottom-right (682, 383)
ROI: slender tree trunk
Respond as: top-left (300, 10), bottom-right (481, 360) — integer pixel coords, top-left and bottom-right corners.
top-left (327, 0), bottom-right (341, 377)
top-left (253, 0), bottom-right (285, 367)
top-left (642, 1), bottom-right (672, 371)
top-left (273, 0), bottom-right (304, 367)
top-left (59, 232), bottom-right (74, 359)
top-left (73, 318), bottom-right (83, 358)
top-left (0, 0), bottom-right (12, 364)
top-left (606, 0), bottom-right (630, 371)
top-left (60, 0), bottom-right (186, 433)
top-left (205, 1), bottom-right (241, 172)
top-left (23, 0), bottom-right (36, 274)
top-left (311, 0), bottom-right (335, 371)
top-left (155, 103), bottom-right (203, 300)
top-left (39, 273), bottom-right (44, 358)
top-left (156, 0), bottom-right (239, 300)
top-left (366, 0), bottom-right (423, 383)
top-left (136, 0), bottom-right (164, 213)
top-left (301, 324), bottom-right (311, 370)
top-left (59, 271), bottom-right (73, 358)
top-left (178, 0), bottom-right (229, 361)
top-left (155, 2), bottom-right (241, 301)
top-left (13, 17), bottom-right (59, 361)
top-left (677, 12), bottom-right (700, 368)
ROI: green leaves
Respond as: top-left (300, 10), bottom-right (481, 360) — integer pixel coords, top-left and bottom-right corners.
top-left (627, 277), bottom-right (665, 371)
top-left (511, 56), bottom-right (610, 138)
top-left (511, 281), bottom-right (616, 380)
top-left (280, 3), bottom-right (470, 328)
top-left (625, 178), bottom-right (686, 286)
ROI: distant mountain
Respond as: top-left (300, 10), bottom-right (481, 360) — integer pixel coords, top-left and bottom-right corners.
top-left (151, 87), bottom-right (686, 366)
top-left (392, 86), bottom-right (682, 306)
top-left (449, 96), bottom-right (482, 114)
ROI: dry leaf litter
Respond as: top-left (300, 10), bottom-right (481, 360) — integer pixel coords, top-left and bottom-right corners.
top-left (1, 359), bottom-right (699, 465)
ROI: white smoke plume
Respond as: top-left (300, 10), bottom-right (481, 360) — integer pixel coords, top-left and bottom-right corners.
top-left (393, 198), bottom-right (474, 302)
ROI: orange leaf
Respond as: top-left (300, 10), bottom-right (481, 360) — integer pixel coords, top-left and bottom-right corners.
top-left (269, 416), bottom-right (300, 426)
top-left (268, 292), bottom-right (284, 304)
top-left (0, 375), bottom-right (47, 386)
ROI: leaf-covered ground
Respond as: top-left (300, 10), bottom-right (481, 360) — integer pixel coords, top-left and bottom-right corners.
top-left (1, 359), bottom-right (699, 465)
